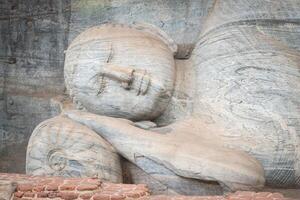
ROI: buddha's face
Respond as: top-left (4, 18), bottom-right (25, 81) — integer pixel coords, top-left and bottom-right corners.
top-left (64, 24), bottom-right (176, 120)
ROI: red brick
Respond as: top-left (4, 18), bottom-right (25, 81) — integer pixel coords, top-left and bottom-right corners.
top-left (65, 178), bottom-right (83, 184)
top-left (17, 183), bottom-right (33, 192)
top-left (255, 197), bottom-right (272, 200)
top-left (133, 189), bottom-right (148, 195)
top-left (254, 192), bottom-right (272, 198)
top-left (39, 179), bottom-right (53, 185)
top-left (270, 193), bottom-right (284, 198)
top-left (93, 194), bottom-right (111, 200)
top-left (139, 191), bottom-right (148, 197)
top-left (23, 191), bottom-right (35, 197)
top-left (233, 191), bottom-right (255, 197)
top-left (232, 198), bottom-right (252, 200)
top-left (47, 191), bottom-right (60, 198)
top-left (14, 191), bottom-right (24, 198)
top-left (227, 197), bottom-right (240, 200)
top-left (111, 194), bottom-right (126, 200)
top-left (77, 184), bottom-right (98, 191)
top-left (60, 184), bottom-right (77, 191)
top-left (104, 184), bottom-right (122, 191)
top-left (33, 184), bottom-right (45, 192)
top-left (0, 173), bottom-right (289, 200)
top-left (46, 183), bottom-right (59, 191)
top-left (37, 191), bottom-right (49, 198)
top-left (59, 191), bottom-right (79, 200)
top-left (80, 192), bottom-right (94, 199)
top-left (126, 192), bottom-right (141, 198)
top-left (86, 178), bottom-right (101, 185)
top-left (118, 184), bottom-right (134, 188)
top-left (52, 178), bottom-right (64, 185)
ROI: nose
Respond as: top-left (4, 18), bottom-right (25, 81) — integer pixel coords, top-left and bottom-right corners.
top-left (101, 64), bottom-right (134, 88)
top-left (100, 64), bottom-right (150, 95)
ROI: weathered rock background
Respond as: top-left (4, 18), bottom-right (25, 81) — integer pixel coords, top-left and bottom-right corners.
top-left (0, 0), bottom-right (70, 173)
top-left (0, 0), bottom-right (213, 173)
top-left (68, 0), bottom-right (214, 58)
top-left (2, 0), bottom-right (299, 195)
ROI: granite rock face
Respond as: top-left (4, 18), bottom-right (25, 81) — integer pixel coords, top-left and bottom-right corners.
top-left (0, 0), bottom-right (213, 173)
top-left (1, 0), bottom-right (300, 196)
top-left (192, 0), bottom-right (300, 187)
top-left (68, 0), bottom-right (214, 59)
top-left (0, 0), bottom-right (70, 173)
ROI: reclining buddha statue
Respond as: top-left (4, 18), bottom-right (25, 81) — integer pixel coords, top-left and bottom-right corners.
top-left (26, 0), bottom-right (300, 195)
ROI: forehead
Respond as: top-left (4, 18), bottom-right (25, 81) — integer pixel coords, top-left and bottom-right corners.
top-left (68, 24), bottom-right (177, 53)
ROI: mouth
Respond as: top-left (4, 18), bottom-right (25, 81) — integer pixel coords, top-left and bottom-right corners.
top-left (132, 69), bottom-right (150, 95)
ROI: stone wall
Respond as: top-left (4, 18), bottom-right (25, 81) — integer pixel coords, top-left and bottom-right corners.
top-left (0, 0), bottom-right (70, 173)
top-left (68, 0), bottom-right (214, 59)
top-left (0, 1), bottom-right (10, 164)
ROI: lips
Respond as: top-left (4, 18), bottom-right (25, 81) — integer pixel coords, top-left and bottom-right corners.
top-left (132, 69), bottom-right (150, 95)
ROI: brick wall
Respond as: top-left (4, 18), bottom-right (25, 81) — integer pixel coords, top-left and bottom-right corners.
top-left (1, 173), bottom-right (149, 200)
top-left (0, 173), bottom-right (292, 200)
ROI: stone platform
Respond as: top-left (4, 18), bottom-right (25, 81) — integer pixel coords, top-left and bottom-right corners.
top-left (0, 173), bottom-right (293, 200)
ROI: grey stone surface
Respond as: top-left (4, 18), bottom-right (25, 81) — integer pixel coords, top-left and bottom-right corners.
top-left (0, 0), bottom-right (70, 173)
top-left (68, 0), bottom-right (214, 59)
top-left (1, 0), bottom-right (300, 195)
top-left (64, 24), bottom-right (176, 120)
top-left (26, 115), bottom-right (122, 182)
top-left (65, 110), bottom-right (265, 192)
top-left (192, 0), bottom-right (300, 187)
top-left (122, 158), bottom-right (223, 196)
top-left (0, 180), bottom-right (16, 200)
top-left (60, 0), bottom-right (300, 191)
top-left (155, 59), bottom-right (194, 126)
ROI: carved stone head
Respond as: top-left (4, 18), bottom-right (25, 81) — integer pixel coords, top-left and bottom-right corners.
top-left (64, 23), bottom-right (176, 120)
